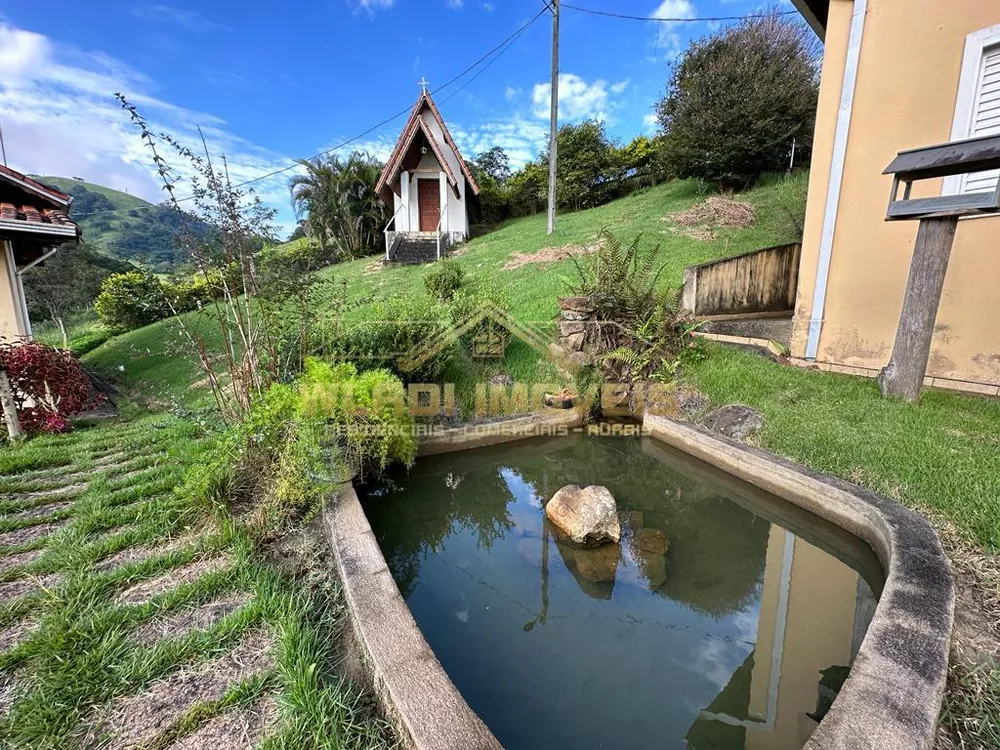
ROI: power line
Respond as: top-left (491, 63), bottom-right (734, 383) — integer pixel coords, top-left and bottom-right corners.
top-left (561, 3), bottom-right (798, 22)
top-left (441, 8), bottom-right (546, 105)
top-left (71, 8), bottom-right (549, 221)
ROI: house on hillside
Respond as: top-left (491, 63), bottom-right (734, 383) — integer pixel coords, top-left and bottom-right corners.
top-left (788, 0), bottom-right (1000, 394)
top-left (0, 166), bottom-right (80, 340)
top-left (376, 85), bottom-right (480, 264)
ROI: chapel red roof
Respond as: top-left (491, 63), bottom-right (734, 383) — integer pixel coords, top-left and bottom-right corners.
top-left (376, 90), bottom-right (481, 205)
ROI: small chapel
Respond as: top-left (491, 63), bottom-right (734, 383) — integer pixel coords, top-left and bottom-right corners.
top-left (376, 82), bottom-right (480, 263)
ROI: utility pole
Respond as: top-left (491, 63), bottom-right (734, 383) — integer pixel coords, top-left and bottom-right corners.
top-left (546, 0), bottom-right (560, 236)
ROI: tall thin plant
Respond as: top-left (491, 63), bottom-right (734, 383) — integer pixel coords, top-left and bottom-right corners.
top-left (117, 94), bottom-right (287, 421)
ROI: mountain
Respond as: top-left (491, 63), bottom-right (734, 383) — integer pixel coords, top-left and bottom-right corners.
top-left (35, 176), bottom-right (209, 272)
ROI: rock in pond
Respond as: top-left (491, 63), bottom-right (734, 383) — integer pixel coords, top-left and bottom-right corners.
top-left (700, 404), bottom-right (765, 441)
top-left (545, 485), bottom-right (621, 547)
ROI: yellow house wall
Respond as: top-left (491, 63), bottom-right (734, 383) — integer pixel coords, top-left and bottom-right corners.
top-left (791, 0), bottom-right (1000, 386)
top-left (0, 240), bottom-right (27, 340)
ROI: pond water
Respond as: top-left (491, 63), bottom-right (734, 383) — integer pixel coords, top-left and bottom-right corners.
top-left (361, 433), bottom-right (883, 750)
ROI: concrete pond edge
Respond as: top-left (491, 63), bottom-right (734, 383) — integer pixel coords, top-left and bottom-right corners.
top-left (644, 414), bottom-right (954, 750)
top-left (323, 409), bottom-right (954, 750)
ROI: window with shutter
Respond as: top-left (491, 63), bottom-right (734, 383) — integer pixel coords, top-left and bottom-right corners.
top-left (963, 45), bottom-right (1000, 194)
top-left (945, 25), bottom-right (1000, 197)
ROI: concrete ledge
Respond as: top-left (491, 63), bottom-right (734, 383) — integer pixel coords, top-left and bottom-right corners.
top-left (644, 414), bottom-right (954, 750)
top-left (323, 482), bottom-right (503, 750)
top-left (417, 408), bottom-right (585, 456)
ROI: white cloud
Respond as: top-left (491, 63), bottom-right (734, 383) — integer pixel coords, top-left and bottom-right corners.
top-left (504, 85), bottom-right (521, 102)
top-left (481, 2), bottom-right (495, 10)
top-left (452, 117), bottom-right (548, 169)
top-left (0, 23), bottom-right (297, 234)
top-left (355, 0), bottom-right (394, 11)
top-left (531, 73), bottom-right (629, 124)
top-left (130, 4), bottom-right (230, 33)
top-left (446, 0), bottom-right (464, 8)
top-left (643, 113), bottom-right (659, 133)
top-left (650, 0), bottom-right (696, 55)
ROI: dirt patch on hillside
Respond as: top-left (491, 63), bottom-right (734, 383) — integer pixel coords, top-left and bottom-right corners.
top-left (117, 555), bottom-right (232, 606)
top-left (0, 574), bottom-right (62, 604)
top-left (666, 196), bottom-right (756, 241)
top-left (0, 521), bottom-right (67, 548)
top-left (503, 240), bottom-right (603, 271)
top-left (0, 618), bottom-right (37, 652)
top-left (134, 592), bottom-right (253, 645)
top-left (0, 549), bottom-right (42, 574)
top-left (164, 696), bottom-right (278, 750)
top-left (82, 629), bottom-right (275, 750)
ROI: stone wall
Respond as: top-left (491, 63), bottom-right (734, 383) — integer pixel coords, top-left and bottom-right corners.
top-left (550, 296), bottom-right (596, 371)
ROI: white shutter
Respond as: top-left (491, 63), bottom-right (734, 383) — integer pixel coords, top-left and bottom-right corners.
top-left (963, 45), bottom-right (1000, 194)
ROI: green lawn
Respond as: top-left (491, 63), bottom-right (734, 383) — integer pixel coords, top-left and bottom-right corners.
top-left (687, 345), bottom-right (1000, 552)
top-left (83, 175), bottom-right (807, 408)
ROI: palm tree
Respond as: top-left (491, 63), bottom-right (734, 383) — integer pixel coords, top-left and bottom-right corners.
top-left (289, 152), bottom-right (389, 260)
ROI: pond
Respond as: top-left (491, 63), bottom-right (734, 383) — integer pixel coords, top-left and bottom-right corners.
top-left (361, 433), bottom-right (883, 750)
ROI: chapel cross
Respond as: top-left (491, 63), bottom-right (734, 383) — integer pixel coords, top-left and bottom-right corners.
top-left (418, 77), bottom-right (430, 94)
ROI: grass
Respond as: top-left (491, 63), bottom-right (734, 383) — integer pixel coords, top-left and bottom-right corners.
top-left (0, 413), bottom-right (396, 749)
top-left (686, 344), bottom-right (1000, 552)
top-left (82, 174), bottom-right (808, 409)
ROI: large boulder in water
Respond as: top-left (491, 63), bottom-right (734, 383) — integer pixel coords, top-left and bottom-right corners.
top-left (545, 485), bottom-right (621, 547)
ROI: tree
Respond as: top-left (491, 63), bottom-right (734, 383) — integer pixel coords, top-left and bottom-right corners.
top-left (93, 270), bottom-right (169, 331)
top-left (289, 152), bottom-right (389, 260)
top-left (21, 242), bottom-right (134, 346)
top-left (472, 146), bottom-right (512, 185)
top-left (470, 147), bottom-right (514, 226)
top-left (542, 120), bottom-right (616, 211)
top-left (655, 13), bottom-right (820, 188)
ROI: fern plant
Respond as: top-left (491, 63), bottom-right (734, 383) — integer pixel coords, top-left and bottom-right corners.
top-left (569, 230), bottom-right (697, 382)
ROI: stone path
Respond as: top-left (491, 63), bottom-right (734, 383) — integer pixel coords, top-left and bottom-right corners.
top-left (163, 697), bottom-right (277, 750)
top-left (117, 555), bottom-right (233, 606)
top-left (83, 630), bottom-right (276, 750)
top-left (0, 429), bottom-right (284, 749)
top-left (134, 592), bottom-right (252, 645)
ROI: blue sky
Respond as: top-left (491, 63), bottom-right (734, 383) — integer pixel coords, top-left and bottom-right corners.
top-left (0, 0), bottom-right (787, 233)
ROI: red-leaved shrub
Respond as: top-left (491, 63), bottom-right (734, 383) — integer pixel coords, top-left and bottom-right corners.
top-left (0, 338), bottom-right (102, 434)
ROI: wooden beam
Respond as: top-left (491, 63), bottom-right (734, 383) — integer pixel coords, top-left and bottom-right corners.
top-left (877, 216), bottom-right (959, 403)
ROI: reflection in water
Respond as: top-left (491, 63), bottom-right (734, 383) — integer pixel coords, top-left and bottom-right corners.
top-left (362, 435), bottom-right (881, 750)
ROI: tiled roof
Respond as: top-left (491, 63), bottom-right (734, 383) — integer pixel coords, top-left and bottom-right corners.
top-left (0, 166), bottom-right (80, 240)
top-left (0, 164), bottom-right (71, 205)
top-left (0, 203), bottom-right (78, 230)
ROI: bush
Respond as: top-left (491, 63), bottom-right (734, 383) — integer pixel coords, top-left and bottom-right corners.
top-left (0, 339), bottom-right (101, 434)
top-left (94, 271), bottom-right (170, 331)
top-left (68, 326), bottom-right (113, 357)
top-left (186, 358), bottom-right (415, 529)
top-left (336, 295), bottom-right (455, 383)
top-left (424, 260), bottom-right (464, 301)
top-left (299, 359), bottom-right (417, 480)
top-left (655, 13), bottom-right (819, 188)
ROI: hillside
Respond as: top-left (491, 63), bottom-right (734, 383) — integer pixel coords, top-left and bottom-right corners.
top-left (83, 173), bottom-right (809, 407)
top-left (36, 176), bottom-right (207, 272)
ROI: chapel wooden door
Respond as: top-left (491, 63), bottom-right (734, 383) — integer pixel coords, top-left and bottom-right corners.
top-left (418, 179), bottom-right (440, 232)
